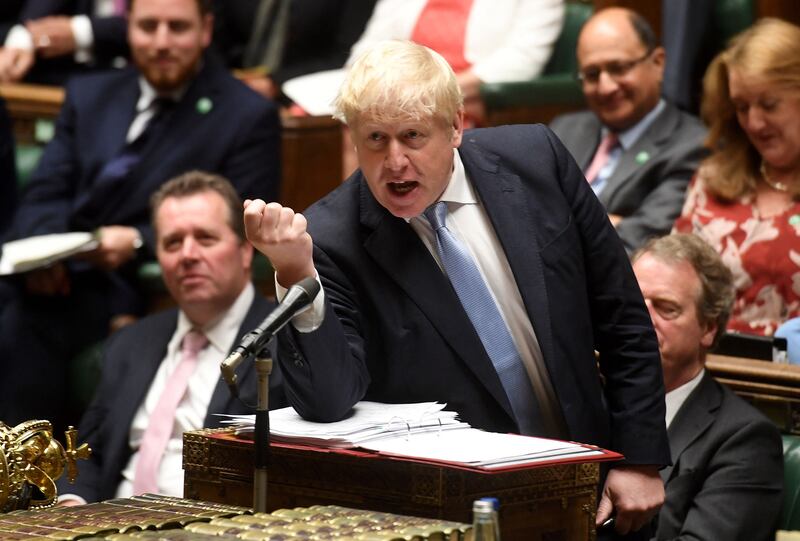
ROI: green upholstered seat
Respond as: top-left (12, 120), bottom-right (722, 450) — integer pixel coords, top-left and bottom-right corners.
top-left (480, 1), bottom-right (592, 113)
top-left (782, 434), bottom-right (800, 530)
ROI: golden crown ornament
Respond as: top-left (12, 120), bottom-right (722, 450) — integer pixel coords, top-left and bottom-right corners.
top-left (0, 420), bottom-right (91, 512)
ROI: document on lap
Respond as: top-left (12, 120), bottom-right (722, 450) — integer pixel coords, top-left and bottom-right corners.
top-left (216, 401), bottom-right (621, 471)
top-left (0, 232), bottom-right (99, 275)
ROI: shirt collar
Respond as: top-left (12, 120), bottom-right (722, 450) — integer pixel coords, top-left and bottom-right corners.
top-left (606, 98), bottom-right (666, 150)
top-left (665, 367), bottom-right (705, 428)
top-left (174, 283), bottom-right (255, 353)
top-left (136, 77), bottom-right (188, 113)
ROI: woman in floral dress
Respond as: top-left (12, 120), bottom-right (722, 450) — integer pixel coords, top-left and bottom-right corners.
top-left (674, 18), bottom-right (800, 336)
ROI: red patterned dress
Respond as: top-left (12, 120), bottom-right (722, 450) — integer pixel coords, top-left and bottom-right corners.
top-left (674, 174), bottom-right (800, 335)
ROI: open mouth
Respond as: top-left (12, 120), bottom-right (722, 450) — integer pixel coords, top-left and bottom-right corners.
top-left (388, 181), bottom-right (418, 194)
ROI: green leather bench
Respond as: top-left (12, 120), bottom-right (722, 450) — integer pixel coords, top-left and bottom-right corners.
top-left (783, 434), bottom-right (800, 530)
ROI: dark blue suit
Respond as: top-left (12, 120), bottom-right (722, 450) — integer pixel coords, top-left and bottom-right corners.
top-left (55, 295), bottom-right (286, 503)
top-left (0, 96), bottom-right (17, 237)
top-left (276, 124), bottom-right (669, 469)
top-left (5, 0), bottom-right (129, 84)
top-left (0, 51), bottom-right (280, 432)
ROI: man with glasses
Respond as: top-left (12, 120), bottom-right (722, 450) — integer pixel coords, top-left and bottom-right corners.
top-left (551, 7), bottom-right (706, 252)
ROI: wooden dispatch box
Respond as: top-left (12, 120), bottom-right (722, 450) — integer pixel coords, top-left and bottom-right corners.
top-left (183, 428), bottom-right (605, 541)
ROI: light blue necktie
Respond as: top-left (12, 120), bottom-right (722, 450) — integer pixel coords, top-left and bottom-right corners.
top-left (424, 201), bottom-right (541, 435)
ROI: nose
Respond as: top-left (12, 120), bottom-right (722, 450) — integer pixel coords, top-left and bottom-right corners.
top-left (745, 108), bottom-right (767, 133)
top-left (180, 236), bottom-right (200, 261)
top-left (153, 22), bottom-right (172, 49)
top-left (384, 139), bottom-right (409, 172)
top-left (596, 70), bottom-right (619, 96)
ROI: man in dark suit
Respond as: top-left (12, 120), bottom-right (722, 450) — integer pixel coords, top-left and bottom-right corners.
top-left (0, 0), bottom-right (129, 84)
top-left (57, 171), bottom-right (285, 504)
top-left (632, 233), bottom-right (783, 540)
top-left (550, 8), bottom-right (706, 253)
top-left (211, 0), bottom-right (376, 101)
top-left (245, 40), bottom-right (669, 539)
top-left (0, 0), bottom-right (280, 433)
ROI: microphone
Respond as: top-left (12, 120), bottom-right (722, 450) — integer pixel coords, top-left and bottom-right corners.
top-left (220, 276), bottom-right (320, 393)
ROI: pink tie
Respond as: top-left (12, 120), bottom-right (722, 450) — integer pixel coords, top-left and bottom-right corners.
top-left (584, 132), bottom-right (619, 183)
top-left (113, 0), bottom-right (127, 16)
top-left (133, 329), bottom-right (208, 495)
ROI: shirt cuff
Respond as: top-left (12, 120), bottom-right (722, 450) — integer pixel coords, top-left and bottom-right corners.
top-left (274, 273), bottom-right (325, 333)
top-left (5, 25), bottom-right (33, 50)
top-left (71, 15), bottom-right (93, 64)
top-left (57, 493), bottom-right (88, 505)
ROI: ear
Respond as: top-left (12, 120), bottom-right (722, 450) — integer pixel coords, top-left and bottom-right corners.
top-left (240, 240), bottom-right (254, 271)
top-left (651, 46), bottom-right (666, 75)
top-left (201, 13), bottom-right (214, 48)
top-left (699, 319), bottom-right (718, 350)
top-left (451, 109), bottom-right (464, 148)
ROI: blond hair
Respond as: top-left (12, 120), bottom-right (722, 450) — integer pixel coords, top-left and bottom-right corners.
top-left (333, 40), bottom-right (463, 128)
top-left (701, 18), bottom-right (800, 200)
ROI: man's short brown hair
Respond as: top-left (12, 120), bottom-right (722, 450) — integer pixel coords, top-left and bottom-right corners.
top-left (632, 233), bottom-right (734, 348)
top-left (128, 0), bottom-right (212, 16)
top-left (150, 170), bottom-right (244, 241)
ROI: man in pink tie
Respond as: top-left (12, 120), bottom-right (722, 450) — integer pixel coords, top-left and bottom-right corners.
top-left (0, 0), bottom-right (130, 84)
top-left (56, 171), bottom-right (286, 504)
top-left (550, 7), bottom-right (707, 253)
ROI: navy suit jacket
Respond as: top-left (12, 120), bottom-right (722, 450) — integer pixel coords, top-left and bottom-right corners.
top-left (0, 97), bottom-right (17, 236)
top-left (654, 372), bottom-right (783, 540)
top-left (276, 124), bottom-right (669, 466)
top-left (6, 0), bottom-right (129, 84)
top-left (11, 51), bottom-right (280, 252)
top-left (57, 294), bottom-right (286, 503)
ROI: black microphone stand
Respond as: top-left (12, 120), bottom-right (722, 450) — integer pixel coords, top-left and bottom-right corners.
top-left (252, 346), bottom-right (272, 513)
top-left (220, 344), bottom-right (273, 513)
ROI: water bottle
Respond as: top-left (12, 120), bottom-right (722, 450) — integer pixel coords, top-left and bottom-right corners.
top-left (471, 499), bottom-right (500, 541)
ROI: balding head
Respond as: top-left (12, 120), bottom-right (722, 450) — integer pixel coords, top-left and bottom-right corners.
top-left (577, 8), bottom-right (664, 131)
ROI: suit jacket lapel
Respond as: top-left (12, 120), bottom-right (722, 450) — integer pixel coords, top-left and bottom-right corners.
top-left (458, 142), bottom-right (559, 385)
top-left (117, 311), bottom-right (178, 435)
top-left (204, 295), bottom-right (268, 423)
top-left (358, 179), bottom-right (515, 421)
top-left (575, 115), bottom-right (603, 171)
top-left (661, 372), bottom-right (720, 482)
top-left (600, 104), bottom-right (679, 207)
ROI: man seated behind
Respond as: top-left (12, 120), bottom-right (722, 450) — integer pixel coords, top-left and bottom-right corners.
top-left (631, 233), bottom-right (783, 540)
top-left (58, 171), bottom-right (285, 504)
top-left (245, 39), bottom-right (669, 539)
top-left (550, 8), bottom-right (706, 252)
top-left (0, 0), bottom-right (280, 433)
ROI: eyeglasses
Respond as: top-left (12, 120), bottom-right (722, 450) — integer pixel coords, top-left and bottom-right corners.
top-left (577, 50), bottom-right (654, 85)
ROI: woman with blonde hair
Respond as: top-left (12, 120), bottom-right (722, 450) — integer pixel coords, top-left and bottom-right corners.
top-left (674, 17), bottom-right (800, 335)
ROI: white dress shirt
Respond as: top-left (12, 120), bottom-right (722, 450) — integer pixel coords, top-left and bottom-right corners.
top-left (665, 367), bottom-right (704, 428)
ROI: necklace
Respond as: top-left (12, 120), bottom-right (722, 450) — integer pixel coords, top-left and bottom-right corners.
top-left (760, 161), bottom-right (790, 192)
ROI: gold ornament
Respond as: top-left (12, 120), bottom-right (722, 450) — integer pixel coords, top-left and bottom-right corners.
top-left (0, 421), bottom-right (91, 512)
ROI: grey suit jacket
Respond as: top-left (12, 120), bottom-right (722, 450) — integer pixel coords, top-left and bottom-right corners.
top-left (550, 103), bottom-right (707, 252)
top-left (654, 372), bottom-right (783, 540)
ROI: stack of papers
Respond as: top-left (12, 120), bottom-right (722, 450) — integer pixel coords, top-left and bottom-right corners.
top-left (218, 401), bottom-right (614, 470)
top-left (220, 401), bottom-right (469, 449)
top-left (362, 427), bottom-right (603, 470)
top-left (0, 232), bottom-right (98, 275)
